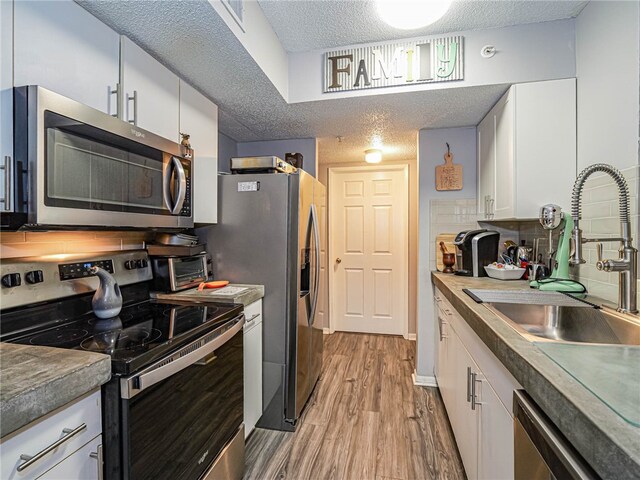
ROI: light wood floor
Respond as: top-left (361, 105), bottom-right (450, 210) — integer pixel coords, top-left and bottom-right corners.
top-left (244, 332), bottom-right (466, 480)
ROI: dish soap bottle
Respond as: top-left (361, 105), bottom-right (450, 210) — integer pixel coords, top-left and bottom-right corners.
top-left (89, 266), bottom-right (123, 319)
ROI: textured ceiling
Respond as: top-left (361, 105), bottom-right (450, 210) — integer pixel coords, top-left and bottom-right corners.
top-left (259, 0), bottom-right (588, 53)
top-left (315, 83), bottom-right (509, 163)
top-left (77, 1), bottom-right (543, 163)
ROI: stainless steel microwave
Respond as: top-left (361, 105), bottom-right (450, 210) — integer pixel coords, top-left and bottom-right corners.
top-left (13, 86), bottom-right (193, 229)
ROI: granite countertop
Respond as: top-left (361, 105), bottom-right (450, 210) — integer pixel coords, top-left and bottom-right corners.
top-left (0, 343), bottom-right (111, 438)
top-left (151, 284), bottom-right (264, 307)
top-left (431, 272), bottom-right (640, 480)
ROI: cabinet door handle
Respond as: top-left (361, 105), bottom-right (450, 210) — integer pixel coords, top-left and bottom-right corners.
top-left (127, 90), bottom-right (138, 125)
top-left (471, 373), bottom-right (483, 410)
top-left (110, 84), bottom-right (121, 118)
top-left (245, 313), bottom-right (260, 326)
top-left (17, 423), bottom-right (87, 472)
top-left (438, 316), bottom-right (447, 341)
top-left (466, 367), bottom-right (472, 402)
top-left (489, 198), bottom-right (495, 219)
top-left (90, 444), bottom-right (104, 480)
top-left (1, 156), bottom-right (10, 211)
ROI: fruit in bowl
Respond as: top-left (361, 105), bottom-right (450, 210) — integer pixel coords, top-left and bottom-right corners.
top-left (485, 263), bottom-right (526, 280)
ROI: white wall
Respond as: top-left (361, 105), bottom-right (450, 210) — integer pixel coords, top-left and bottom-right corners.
top-left (289, 19), bottom-right (576, 104)
top-left (237, 138), bottom-right (318, 177)
top-left (573, 1), bottom-right (640, 305)
top-left (576, 1), bottom-right (639, 172)
top-left (416, 127), bottom-right (477, 380)
top-left (209, 0), bottom-right (289, 100)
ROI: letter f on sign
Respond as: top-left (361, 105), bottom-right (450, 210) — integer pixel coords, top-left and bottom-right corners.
top-left (328, 54), bottom-right (353, 88)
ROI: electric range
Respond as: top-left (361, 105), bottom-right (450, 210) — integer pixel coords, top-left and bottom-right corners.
top-left (0, 250), bottom-right (246, 480)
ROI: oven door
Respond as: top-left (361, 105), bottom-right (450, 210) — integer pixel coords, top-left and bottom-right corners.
top-left (119, 314), bottom-right (244, 480)
top-left (16, 85), bottom-right (193, 229)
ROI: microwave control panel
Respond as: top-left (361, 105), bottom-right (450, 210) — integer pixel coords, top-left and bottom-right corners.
top-left (180, 161), bottom-right (192, 217)
top-left (59, 259), bottom-right (114, 281)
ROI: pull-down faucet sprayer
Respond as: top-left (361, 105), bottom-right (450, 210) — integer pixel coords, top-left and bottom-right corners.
top-left (570, 163), bottom-right (637, 313)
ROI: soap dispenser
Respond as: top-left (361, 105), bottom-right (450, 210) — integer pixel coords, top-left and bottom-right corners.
top-left (89, 266), bottom-right (123, 319)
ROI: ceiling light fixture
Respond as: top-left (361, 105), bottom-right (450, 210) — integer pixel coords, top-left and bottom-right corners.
top-left (375, 0), bottom-right (452, 30)
top-left (365, 149), bottom-right (383, 164)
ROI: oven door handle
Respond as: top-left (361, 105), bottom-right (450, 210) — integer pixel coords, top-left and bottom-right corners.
top-left (120, 314), bottom-right (245, 399)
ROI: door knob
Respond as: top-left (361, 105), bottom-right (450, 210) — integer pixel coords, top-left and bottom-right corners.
top-left (336, 258), bottom-right (342, 264)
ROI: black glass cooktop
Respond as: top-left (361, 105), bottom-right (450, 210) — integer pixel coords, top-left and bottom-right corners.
top-left (2, 298), bottom-right (242, 376)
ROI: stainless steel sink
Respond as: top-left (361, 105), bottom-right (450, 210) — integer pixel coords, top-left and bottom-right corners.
top-left (486, 303), bottom-right (640, 345)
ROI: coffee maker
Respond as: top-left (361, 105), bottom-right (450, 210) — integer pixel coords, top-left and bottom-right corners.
top-left (453, 229), bottom-right (500, 277)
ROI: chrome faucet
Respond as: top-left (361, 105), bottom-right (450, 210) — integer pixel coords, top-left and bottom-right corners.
top-left (570, 163), bottom-right (637, 313)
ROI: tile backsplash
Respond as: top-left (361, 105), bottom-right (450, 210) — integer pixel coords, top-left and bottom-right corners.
top-left (570, 164), bottom-right (639, 304)
top-left (429, 199), bottom-right (480, 271)
top-left (0, 231), bottom-right (152, 259)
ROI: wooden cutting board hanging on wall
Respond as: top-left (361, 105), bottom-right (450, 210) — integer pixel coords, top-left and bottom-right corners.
top-left (435, 143), bottom-right (463, 191)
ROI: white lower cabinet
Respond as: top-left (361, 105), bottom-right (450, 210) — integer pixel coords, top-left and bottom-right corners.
top-left (243, 299), bottom-right (263, 439)
top-left (37, 435), bottom-right (101, 480)
top-left (477, 377), bottom-right (514, 480)
top-left (0, 389), bottom-right (103, 480)
top-left (435, 289), bottom-right (520, 480)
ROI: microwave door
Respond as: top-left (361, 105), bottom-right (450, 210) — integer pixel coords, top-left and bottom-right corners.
top-left (20, 85), bottom-right (193, 228)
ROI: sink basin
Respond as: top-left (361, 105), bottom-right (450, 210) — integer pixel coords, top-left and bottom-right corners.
top-left (486, 303), bottom-right (640, 345)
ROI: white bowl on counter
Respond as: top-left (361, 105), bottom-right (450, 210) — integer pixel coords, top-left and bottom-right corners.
top-left (484, 264), bottom-right (526, 280)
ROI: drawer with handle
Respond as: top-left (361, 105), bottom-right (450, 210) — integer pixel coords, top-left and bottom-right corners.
top-left (0, 389), bottom-right (102, 480)
top-left (243, 299), bottom-right (262, 331)
top-left (37, 435), bottom-right (102, 480)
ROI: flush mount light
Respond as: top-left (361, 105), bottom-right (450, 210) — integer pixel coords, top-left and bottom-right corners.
top-left (365, 149), bottom-right (383, 164)
top-left (375, 0), bottom-right (452, 30)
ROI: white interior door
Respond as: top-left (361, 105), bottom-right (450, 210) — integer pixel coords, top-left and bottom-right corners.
top-left (329, 166), bottom-right (408, 336)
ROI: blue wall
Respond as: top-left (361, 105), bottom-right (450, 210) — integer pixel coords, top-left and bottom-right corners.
top-left (236, 138), bottom-right (317, 177)
top-left (416, 126), bottom-right (477, 380)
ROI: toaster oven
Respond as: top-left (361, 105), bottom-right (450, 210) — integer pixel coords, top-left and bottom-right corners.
top-left (151, 254), bottom-right (209, 292)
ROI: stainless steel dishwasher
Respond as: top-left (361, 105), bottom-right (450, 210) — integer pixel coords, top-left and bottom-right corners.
top-left (513, 391), bottom-right (600, 480)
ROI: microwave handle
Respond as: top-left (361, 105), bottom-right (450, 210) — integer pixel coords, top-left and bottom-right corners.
top-left (163, 157), bottom-right (187, 214)
top-left (173, 157), bottom-right (187, 214)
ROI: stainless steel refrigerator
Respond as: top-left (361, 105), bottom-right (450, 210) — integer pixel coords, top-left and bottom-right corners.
top-left (200, 170), bottom-right (325, 431)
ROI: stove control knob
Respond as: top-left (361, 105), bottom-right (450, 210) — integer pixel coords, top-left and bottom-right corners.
top-left (136, 259), bottom-right (148, 269)
top-left (1, 273), bottom-right (22, 288)
top-left (124, 260), bottom-right (136, 270)
top-left (25, 270), bottom-right (44, 284)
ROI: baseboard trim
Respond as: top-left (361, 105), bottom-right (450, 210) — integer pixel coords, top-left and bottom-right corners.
top-left (406, 333), bottom-right (416, 341)
top-left (412, 371), bottom-right (438, 387)
top-left (323, 328), bottom-right (331, 334)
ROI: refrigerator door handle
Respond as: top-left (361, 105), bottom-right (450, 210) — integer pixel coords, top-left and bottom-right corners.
top-left (309, 204), bottom-right (321, 326)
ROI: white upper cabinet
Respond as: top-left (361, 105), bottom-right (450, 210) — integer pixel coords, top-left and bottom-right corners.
top-left (179, 81), bottom-right (218, 224)
top-left (1, 0), bottom-right (13, 212)
top-left (477, 110), bottom-right (495, 219)
top-left (493, 93), bottom-right (514, 219)
top-left (477, 79), bottom-right (577, 220)
top-left (13, 0), bottom-right (120, 115)
top-left (120, 36), bottom-right (180, 142)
